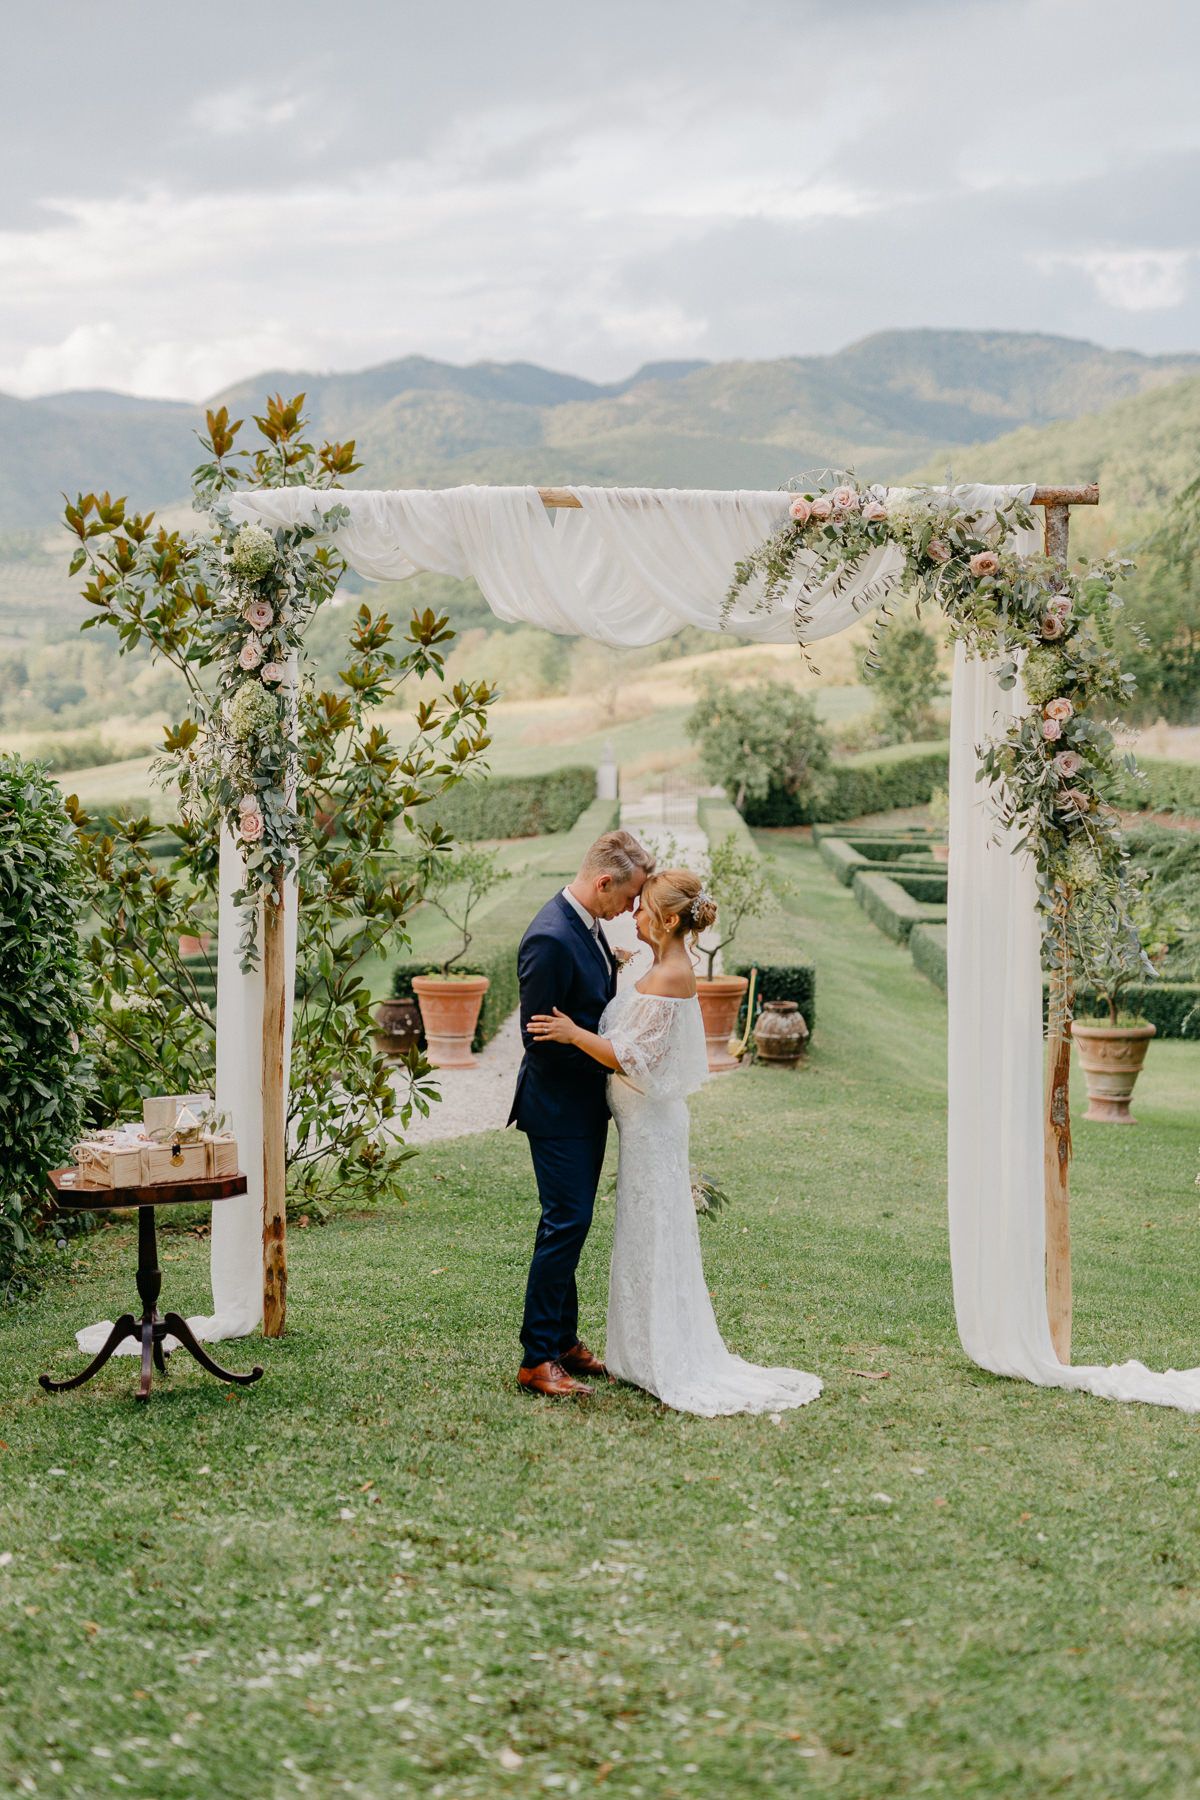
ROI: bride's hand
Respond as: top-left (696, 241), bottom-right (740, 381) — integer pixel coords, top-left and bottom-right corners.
top-left (528, 1008), bottom-right (580, 1045)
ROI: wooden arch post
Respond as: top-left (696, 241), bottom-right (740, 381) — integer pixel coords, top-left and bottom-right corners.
top-left (261, 864), bottom-right (288, 1337)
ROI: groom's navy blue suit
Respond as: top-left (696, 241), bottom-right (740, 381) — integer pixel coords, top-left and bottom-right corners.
top-left (509, 891), bottom-right (617, 1368)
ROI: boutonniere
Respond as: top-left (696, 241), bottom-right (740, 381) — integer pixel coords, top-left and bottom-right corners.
top-left (611, 945), bottom-right (635, 970)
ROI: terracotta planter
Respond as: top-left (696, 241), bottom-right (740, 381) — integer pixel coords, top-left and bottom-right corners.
top-left (931, 842), bottom-right (950, 865)
top-left (1072, 1020), bottom-right (1157, 1123)
top-left (411, 975), bottom-right (490, 1067)
top-left (695, 974), bottom-right (749, 1072)
top-left (373, 995), bottom-right (423, 1061)
top-left (178, 932), bottom-right (213, 958)
top-left (754, 999), bottom-right (809, 1068)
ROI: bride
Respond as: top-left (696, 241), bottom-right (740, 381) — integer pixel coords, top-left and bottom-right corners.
top-left (527, 868), bottom-right (822, 1417)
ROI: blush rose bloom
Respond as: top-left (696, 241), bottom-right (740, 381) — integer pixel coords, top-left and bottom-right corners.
top-left (237, 793), bottom-right (259, 815)
top-left (260, 661), bottom-right (287, 684)
top-left (238, 638), bottom-right (264, 671)
top-left (810, 496), bottom-right (833, 521)
top-left (1045, 697), bottom-right (1074, 722)
top-left (1047, 595), bottom-right (1073, 617)
top-left (969, 551), bottom-right (1000, 578)
top-left (239, 808), bottom-right (265, 843)
top-left (1054, 750), bottom-right (1084, 778)
top-left (831, 485), bottom-right (859, 511)
top-left (789, 496), bottom-right (812, 524)
top-left (861, 500), bottom-right (888, 523)
top-left (926, 538), bottom-right (951, 564)
top-left (1040, 614), bottom-right (1065, 640)
top-left (1060, 787), bottom-right (1091, 810)
top-left (244, 601), bottom-right (274, 631)
top-left (1042, 717), bottom-right (1063, 742)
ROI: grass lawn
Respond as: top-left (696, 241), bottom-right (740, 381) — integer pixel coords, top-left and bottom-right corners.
top-left (2, 839), bottom-right (1199, 1798)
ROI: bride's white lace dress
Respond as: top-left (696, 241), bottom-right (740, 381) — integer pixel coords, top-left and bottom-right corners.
top-left (601, 986), bottom-right (822, 1417)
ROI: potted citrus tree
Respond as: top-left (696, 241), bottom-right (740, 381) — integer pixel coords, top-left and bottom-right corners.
top-left (411, 847), bottom-right (510, 1067)
top-left (695, 833), bottom-right (772, 1072)
top-left (1072, 872), bottom-right (1180, 1124)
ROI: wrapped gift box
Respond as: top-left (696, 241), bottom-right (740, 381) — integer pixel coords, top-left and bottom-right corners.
top-left (143, 1093), bottom-right (213, 1136)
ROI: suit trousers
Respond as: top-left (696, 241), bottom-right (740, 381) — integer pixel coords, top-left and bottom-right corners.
top-left (520, 1128), bottom-right (608, 1367)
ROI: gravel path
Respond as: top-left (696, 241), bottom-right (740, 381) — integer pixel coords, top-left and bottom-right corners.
top-left (398, 789), bottom-right (716, 1144)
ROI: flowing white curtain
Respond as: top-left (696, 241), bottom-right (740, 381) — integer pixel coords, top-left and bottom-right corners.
top-left (208, 480), bottom-right (1200, 1413)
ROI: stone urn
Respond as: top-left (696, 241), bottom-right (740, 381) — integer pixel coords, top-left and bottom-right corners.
top-left (1072, 1020), bottom-right (1157, 1123)
top-left (372, 995), bottom-right (423, 1061)
top-left (695, 974), bottom-right (749, 1072)
top-left (411, 974), bottom-right (490, 1067)
top-left (753, 999), bottom-right (809, 1068)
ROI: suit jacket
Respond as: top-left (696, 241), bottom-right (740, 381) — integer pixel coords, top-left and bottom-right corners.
top-left (508, 891), bottom-right (618, 1137)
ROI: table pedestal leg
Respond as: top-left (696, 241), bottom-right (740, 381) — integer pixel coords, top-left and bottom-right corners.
top-left (39, 1315), bottom-right (138, 1393)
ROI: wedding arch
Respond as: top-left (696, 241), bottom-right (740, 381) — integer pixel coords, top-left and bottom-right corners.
top-left (195, 476), bottom-right (1200, 1416)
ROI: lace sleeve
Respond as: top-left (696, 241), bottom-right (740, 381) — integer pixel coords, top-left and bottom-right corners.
top-left (607, 993), bottom-right (679, 1090)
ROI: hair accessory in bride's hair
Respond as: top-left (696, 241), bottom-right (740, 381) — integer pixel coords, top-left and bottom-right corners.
top-left (690, 887), bottom-right (713, 922)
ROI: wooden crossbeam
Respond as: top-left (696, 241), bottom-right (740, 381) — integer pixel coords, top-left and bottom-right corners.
top-left (537, 484), bottom-right (1100, 509)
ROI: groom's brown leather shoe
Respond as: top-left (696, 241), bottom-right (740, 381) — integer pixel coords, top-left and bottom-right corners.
top-left (518, 1360), bottom-right (592, 1398)
top-left (560, 1340), bottom-right (610, 1380)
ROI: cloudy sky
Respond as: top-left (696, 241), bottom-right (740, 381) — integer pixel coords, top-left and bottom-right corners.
top-left (3, 0), bottom-right (1198, 400)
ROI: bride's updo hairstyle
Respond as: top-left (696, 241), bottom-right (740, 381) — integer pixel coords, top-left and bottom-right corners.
top-left (640, 867), bottom-right (718, 948)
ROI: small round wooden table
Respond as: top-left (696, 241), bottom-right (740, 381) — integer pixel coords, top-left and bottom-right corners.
top-left (41, 1169), bottom-right (265, 1402)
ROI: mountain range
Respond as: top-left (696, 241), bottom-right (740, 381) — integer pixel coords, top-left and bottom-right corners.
top-left (3, 328), bottom-right (1198, 533)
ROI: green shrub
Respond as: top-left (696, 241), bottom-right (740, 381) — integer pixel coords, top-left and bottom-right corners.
top-left (745, 743), bottom-right (951, 826)
top-left (687, 678), bottom-right (831, 816)
top-left (424, 766), bottom-right (596, 842)
top-left (0, 758), bottom-right (93, 1295)
top-left (861, 617), bottom-right (944, 742)
top-left (852, 868), bottom-right (947, 944)
top-left (909, 922), bottom-right (948, 992)
top-left (889, 870), bottom-right (948, 903)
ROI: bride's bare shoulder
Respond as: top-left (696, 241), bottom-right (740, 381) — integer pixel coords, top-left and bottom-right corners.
top-left (636, 965), bottom-right (697, 1000)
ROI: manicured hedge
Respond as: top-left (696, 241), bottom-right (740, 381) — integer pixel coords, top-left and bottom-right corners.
top-left (696, 794), bottom-right (759, 856)
top-left (889, 870), bottom-right (948, 904)
top-left (745, 743), bottom-right (950, 827)
top-left (1111, 757), bottom-right (1200, 817)
top-left (909, 922), bottom-right (948, 993)
top-left (812, 824), bottom-right (938, 844)
top-left (424, 765), bottom-right (596, 842)
top-left (852, 869), bottom-right (947, 944)
top-left (817, 835), bottom-right (940, 887)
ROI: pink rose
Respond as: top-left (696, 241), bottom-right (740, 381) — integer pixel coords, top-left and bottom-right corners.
top-left (789, 497), bottom-right (811, 524)
top-left (1054, 750), bottom-right (1083, 778)
top-left (1048, 595), bottom-right (1073, 617)
top-left (810, 496), bottom-right (833, 521)
top-left (1042, 717), bottom-right (1062, 742)
top-left (861, 500), bottom-right (888, 523)
top-left (831, 486), bottom-right (859, 511)
top-left (1040, 614), bottom-right (1065, 640)
top-left (239, 808), bottom-right (265, 843)
top-left (244, 601), bottom-right (274, 631)
top-left (969, 551), bottom-right (1000, 578)
top-left (1045, 697), bottom-right (1074, 722)
top-left (1060, 787), bottom-right (1091, 811)
top-left (926, 538), bottom-right (951, 564)
top-left (237, 793), bottom-right (259, 815)
top-left (238, 638), bottom-right (263, 670)
top-left (260, 661), bottom-right (287, 684)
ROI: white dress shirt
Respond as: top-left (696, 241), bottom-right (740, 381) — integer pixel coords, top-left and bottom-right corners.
top-left (561, 884), bottom-right (601, 940)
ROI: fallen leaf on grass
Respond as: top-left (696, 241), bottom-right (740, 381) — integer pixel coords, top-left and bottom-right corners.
top-left (848, 1369), bottom-right (890, 1380)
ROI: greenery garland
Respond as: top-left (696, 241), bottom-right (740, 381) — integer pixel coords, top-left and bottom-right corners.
top-left (725, 481), bottom-right (1148, 1003)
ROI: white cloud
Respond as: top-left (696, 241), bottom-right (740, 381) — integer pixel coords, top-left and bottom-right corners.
top-left (1034, 249), bottom-right (1194, 314)
top-left (193, 85), bottom-right (305, 138)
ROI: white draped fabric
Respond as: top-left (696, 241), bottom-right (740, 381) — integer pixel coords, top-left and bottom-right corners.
top-left (197, 479), bottom-right (1200, 1413)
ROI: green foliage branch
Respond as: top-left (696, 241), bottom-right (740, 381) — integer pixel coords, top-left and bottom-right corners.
top-left (63, 396), bottom-right (496, 1213)
top-left (725, 480), bottom-right (1146, 1012)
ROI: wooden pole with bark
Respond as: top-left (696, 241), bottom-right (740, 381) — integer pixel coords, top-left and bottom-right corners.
top-left (1042, 498), bottom-right (1075, 1363)
top-left (261, 867), bottom-right (288, 1336)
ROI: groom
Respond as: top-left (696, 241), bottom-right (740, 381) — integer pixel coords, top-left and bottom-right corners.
top-left (509, 829), bottom-right (655, 1397)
